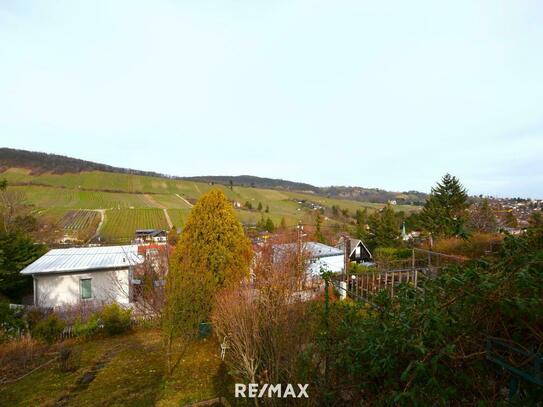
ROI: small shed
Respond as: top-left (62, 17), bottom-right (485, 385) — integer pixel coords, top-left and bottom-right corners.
top-left (20, 245), bottom-right (143, 308)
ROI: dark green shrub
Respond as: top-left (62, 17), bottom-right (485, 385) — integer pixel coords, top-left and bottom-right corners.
top-left (374, 247), bottom-right (411, 261)
top-left (100, 303), bottom-right (131, 336)
top-left (0, 301), bottom-right (25, 342)
top-left (311, 225), bottom-right (543, 405)
top-left (348, 263), bottom-right (374, 274)
top-left (32, 314), bottom-right (65, 344)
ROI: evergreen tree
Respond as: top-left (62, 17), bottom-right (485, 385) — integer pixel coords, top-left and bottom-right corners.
top-left (164, 190), bottom-right (252, 371)
top-left (355, 208), bottom-right (368, 226)
top-left (280, 217), bottom-right (287, 230)
top-left (170, 189), bottom-right (252, 288)
top-left (355, 208), bottom-right (369, 241)
top-left (420, 174), bottom-right (469, 237)
top-left (0, 232), bottom-right (46, 302)
top-left (368, 204), bottom-right (401, 248)
top-left (257, 202), bottom-right (263, 211)
top-left (265, 217), bottom-right (275, 233)
top-left (257, 215), bottom-right (266, 231)
top-left (265, 205), bottom-right (269, 213)
top-left (257, 216), bottom-right (275, 232)
top-left (0, 180), bottom-right (45, 301)
top-left (245, 201), bottom-right (252, 210)
top-left (405, 211), bottom-right (423, 232)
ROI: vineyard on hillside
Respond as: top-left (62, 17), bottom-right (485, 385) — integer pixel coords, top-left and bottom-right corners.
top-left (167, 209), bottom-right (192, 230)
top-left (17, 185), bottom-right (158, 209)
top-left (100, 209), bottom-right (168, 242)
top-left (59, 210), bottom-right (100, 230)
top-left (1, 167), bottom-right (420, 246)
top-left (58, 210), bottom-right (101, 242)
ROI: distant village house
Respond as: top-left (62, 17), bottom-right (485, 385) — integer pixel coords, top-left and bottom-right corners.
top-left (134, 229), bottom-right (167, 244)
top-left (336, 237), bottom-right (373, 264)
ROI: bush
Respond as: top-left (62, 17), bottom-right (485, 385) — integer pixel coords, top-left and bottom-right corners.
top-left (73, 315), bottom-right (100, 340)
top-left (32, 314), bottom-right (65, 344)
top-left (374, 247), bottom-right (411, 261)
top-left (374, 247), bottom-right (412, 269)
top-left (310, 227), bottom-right (543, 405)
top-left (433, 233), bottom-right (502, 258)
top-left (100, 303), bottom-right (131, 336)
top-left (0, 302), bottom-right (26, 342)
top-left (348, 263), bottom-right (374, 274)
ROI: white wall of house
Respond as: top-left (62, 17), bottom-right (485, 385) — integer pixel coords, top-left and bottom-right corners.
top-left (34, 268), bottom-right (130, 308)
top-left (307, 255), bottom-right (344, 276)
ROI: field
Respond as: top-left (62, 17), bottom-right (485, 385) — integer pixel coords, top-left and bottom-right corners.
top-left (0, 330), bottom-right (233, 406)
top-left (59, 210), bottom-right (101, 231)
top-left (100, 209), bottom-right (169, 243)
top-left (167, 208), bottom-right (192, 230)
top-left (1, 168), bottom-right (419, 243)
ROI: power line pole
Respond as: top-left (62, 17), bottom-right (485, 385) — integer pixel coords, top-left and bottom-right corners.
top-left (343, 235), bottom-right (351, 282)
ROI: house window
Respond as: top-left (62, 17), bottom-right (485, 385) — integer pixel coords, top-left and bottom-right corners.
top-left (80, 278), bottom-right (92, 300)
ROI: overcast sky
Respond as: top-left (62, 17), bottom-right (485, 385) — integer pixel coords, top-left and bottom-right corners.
top-left (1, 1), bottom-right (542, 198)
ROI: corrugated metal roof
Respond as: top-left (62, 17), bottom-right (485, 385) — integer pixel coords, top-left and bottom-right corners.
top-left (274, 242), bottom-right (343, 259)
top-left (20, 245), bottom-right (144, 275)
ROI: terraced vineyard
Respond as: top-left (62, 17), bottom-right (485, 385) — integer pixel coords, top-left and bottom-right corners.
top-left (100, 209), bottom-right (168, 243)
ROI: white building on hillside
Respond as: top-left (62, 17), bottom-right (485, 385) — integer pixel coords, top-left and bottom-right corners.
top-left (20, 245), bottom-right (144, 309)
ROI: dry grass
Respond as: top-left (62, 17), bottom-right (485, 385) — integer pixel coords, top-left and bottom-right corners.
top-left (0, 329), bottom-right (232, 407)
top-left (433, 233), bottom-right (503, 258)
top-left (0, 337), bottom-right (49, 383)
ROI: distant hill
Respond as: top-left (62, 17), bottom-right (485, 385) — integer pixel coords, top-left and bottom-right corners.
top-left (0, 148), bottom-right (170, 178)
top-left (0, 147), bottom-right (427, 204)
top-left (183, 175), bottom-right (319, 193)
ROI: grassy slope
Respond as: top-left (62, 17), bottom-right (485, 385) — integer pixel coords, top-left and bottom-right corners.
top-left (0, 330), bottom-right (232, 407)
top-left (2, 168), bottom-right (418, 242)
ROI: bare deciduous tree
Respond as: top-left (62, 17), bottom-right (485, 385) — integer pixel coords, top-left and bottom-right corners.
top-left (212, 236), bottom-right (316, 404)
top-left (0, 187), bottom-right (28, 233)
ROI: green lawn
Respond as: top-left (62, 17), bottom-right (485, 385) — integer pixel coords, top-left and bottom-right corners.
top-left (0, 330), bottom-right (233, 407)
